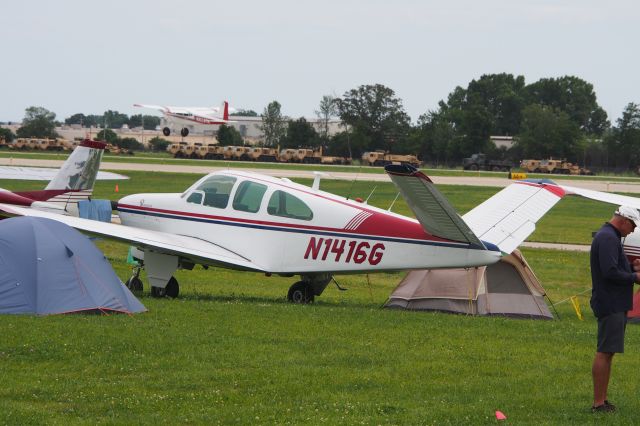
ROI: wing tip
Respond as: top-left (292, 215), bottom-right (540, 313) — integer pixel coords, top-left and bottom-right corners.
top-left (515, 180), bottom-right (565, 198)
top-left (384, 164), bottom-right (432, 182)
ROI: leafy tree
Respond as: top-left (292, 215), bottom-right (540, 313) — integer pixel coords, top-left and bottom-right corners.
top-left (148, 136), bottom-right (170, 152)
top-left (315, 95), bottom-right (338, 141)
top-left (337, 84), bottom-right (411, 154)
top-left (524, 76), bottom-right (609, 135)
top-left (604, 102), bottom-right (640, 169)
top-left (435, 74), bottom-right (526, 157)
top-left (216, 124), bottom-right (244, 146)
top-left (102, 110), bottom-right (129, 129)
top-left (326, 130), bottom-right (369, 159)
top-left (84, 115), bottom-right (102, 128)
top-left (16, 106), bottom-right (58, 139)
top-left (260, 101), bottom-right (287, 147)
top-left (129, 114), bottom-right (161, 130)
top-left (231, 109), bottom-right (258, 117)
top-left (95, 129), bottom-right (118, 144)
top-left (411, 110), bottom-right (459, 166)
top-left (117, 137), bottom-right (143, 151)
top-left (65, 113), bottom-right (86, 126)
top-left (515, 104), bottom-right (582, 159)
top-left (280, 117), bottom-right (319, 149)
top-left (0, 127), bottom-right (15, 143)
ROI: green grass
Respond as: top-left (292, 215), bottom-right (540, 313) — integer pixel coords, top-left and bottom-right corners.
top-left (1, 244), bottom-right (637, 424)
top-left (2, 169), bottom-right (638, 424)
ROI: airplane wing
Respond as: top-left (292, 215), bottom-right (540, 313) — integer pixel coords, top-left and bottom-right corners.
top-left (560, 184), bottom-right (640, 210)
top-left (0, 203), bottom-right (265, 273)
top-left (0, 166), bottom-right (129, 181)
top-left (385, 165), bottom-right (486, 248)
top-left (462, 180), bottom-right (565, 254)
top-left (133, 104), bottom-right (169, 113)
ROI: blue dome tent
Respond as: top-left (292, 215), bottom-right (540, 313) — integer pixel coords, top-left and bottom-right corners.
top-left (0, 216), bottom-right (145, 315)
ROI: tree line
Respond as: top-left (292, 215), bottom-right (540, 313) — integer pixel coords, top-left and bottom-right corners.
top-left (2, 74), bottom-right (639, 171)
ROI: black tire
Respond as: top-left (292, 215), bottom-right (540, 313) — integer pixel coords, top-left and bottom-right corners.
top-left (287, 281), bottom-right (314, 304)
top-left (165, 277), bottom-right (179, 298)
top-left (125, 276), bottom-right (143, 293)
top-left (180, 128), bottom-right (189, 137)
top-left (468, 164), bottom-right (479, 171)
top-left (150, 286), bottom-right (165, 298)
top-left (162, 127), bottom-right (171, 136)
top-left (491, 166), bottom-right (501, 172)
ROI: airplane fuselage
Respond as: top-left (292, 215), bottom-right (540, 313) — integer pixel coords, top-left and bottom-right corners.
top-left (117, 170), bottom-right (500, 274)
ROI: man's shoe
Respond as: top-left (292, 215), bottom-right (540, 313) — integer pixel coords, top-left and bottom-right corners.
top-left (592, 403), bottom-right (616, 413)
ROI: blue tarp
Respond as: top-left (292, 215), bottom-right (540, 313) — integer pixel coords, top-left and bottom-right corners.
top-left (78, 199), bottom-right (113, 222)
top-left (0, 216), bottom-right (146, 315)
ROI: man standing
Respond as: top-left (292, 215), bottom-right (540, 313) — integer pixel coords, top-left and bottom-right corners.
top-left (590, 205), bottom-right (640, 413)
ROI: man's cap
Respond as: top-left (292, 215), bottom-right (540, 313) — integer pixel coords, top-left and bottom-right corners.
top-left (615, 205), bottom-right (640, 227)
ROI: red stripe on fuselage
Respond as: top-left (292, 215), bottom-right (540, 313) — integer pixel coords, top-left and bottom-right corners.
top-left (119, 204), bottom-right (447, 243)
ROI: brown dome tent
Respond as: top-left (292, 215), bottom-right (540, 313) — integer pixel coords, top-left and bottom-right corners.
top-left (385, 250), bottom-right (553, 319)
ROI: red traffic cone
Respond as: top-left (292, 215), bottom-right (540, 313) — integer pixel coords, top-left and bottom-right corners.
top-left (115, 184), bottom-right (119, 193)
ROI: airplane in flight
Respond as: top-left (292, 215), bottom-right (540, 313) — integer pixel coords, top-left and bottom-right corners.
top-left (0, 139), bottom-right (108, 216)
top-left (134, 101), bottom-right (232, 137)
top-left (0, 164), bottom-right (566, 302)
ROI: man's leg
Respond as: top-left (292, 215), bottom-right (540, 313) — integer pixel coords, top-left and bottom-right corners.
top-left (592, 351), bottom-right (614, 406)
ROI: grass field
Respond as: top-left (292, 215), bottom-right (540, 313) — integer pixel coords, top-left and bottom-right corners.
top-left (1, 170), bottom-right (639, 424)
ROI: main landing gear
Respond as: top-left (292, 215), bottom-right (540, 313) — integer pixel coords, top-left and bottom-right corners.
top-left (286, 274), bottom-right (333, 304)
top-left (162, 127), bottom-right (190, 137)
top-left (125, 250), bottom-right (182, 299)
top-left (125, 268), bottom-right (180, 298)
top-left (150, 277), bottom-right (179, 298)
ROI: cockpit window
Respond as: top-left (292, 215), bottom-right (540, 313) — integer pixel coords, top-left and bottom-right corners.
top-left (267, 190), bottom-right (313, 221)
top-left (188, 175), bottom-right (237, 208)
top-left (233, 180), bottom-right (267, 213)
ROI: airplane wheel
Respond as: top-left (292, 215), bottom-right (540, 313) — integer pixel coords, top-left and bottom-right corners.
top-left (165, 277), bottom-right (179, 298)
top-left (181, 128), bottom-right (189, 137)
top-left (162, 127), bottom-right (171, 136)
top-left (151, 286), bottom-right (166, 298)
top-left (125, 276), bottom-right (143, 293)
top-left (287, 281), bottom-right (314, 304)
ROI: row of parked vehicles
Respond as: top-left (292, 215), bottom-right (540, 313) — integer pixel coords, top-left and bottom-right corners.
top-left (167, 142), bottom-right (422, 167)
top-left (462, 153), bottom-right (595, 175)
top-left (519, 158), bottom-right (594, 175)
top-left (0, 137), bottom-right (131, 154)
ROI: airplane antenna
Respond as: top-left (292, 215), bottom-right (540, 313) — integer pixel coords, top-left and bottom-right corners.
top-left (332, 276), bottom-right (347, 292)
top-left (364, 185), bottom-right (377, 204)
top-left (387, 192), bottom-right (401, 211)
top-left (345, 165), bottom-right (362, 200)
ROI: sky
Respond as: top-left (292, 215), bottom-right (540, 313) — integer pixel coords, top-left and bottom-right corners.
top-left (1, 0), bottom-right (639, 125)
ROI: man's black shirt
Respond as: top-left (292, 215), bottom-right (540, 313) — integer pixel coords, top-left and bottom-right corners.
top-left (590, 222), bottom-right (635, 318)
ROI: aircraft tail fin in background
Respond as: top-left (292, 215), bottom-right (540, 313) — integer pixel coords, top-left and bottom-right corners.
top-left (221, 101), bottom-right (229, 121)
top-left (385, 164), bottom-right (486, 249)
top-left (462, 179), bottom-right (565, 254)
top-left (13, 139), bottom-right (107, 210)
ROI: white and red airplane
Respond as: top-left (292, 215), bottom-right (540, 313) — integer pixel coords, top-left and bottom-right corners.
top-left (0, 164), bottom-right (565, 302)
top-left (0, 139), bottom-right (108, 216)
top-left (559, 184), bottom-right (640, 262)
top-left (134, 101), bottom-right (231, 137)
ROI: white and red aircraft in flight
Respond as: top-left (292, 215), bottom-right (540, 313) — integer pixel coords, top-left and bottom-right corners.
top-left (0, 139), bottom-right (108, 216)
top-left (0, 164), bottom-right (566, 302)
top-left (134, 101), bottom-right (231, 137)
